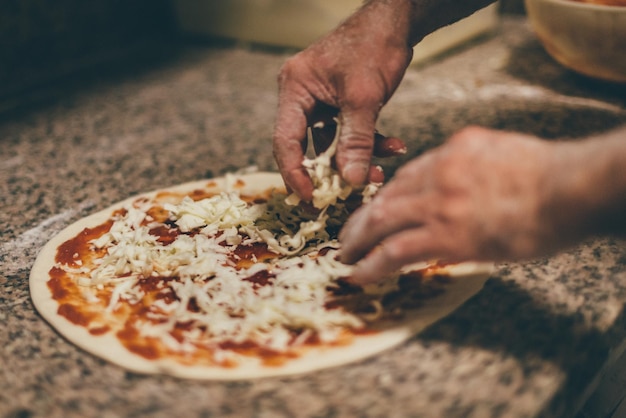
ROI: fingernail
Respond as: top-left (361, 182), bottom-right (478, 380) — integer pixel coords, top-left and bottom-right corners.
top-left (369, 165), bottom-right (385, 184)
top-left (342, 162), bottom-right (368, 186)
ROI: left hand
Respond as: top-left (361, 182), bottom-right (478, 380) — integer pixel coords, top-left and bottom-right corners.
top-left (309, 117), bottom-right (407, 184)
top-left (272, 1), bottom-right (415, 201)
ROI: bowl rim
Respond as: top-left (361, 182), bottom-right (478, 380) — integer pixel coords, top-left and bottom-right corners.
top-left (526, 0), bottom-right (626, 11)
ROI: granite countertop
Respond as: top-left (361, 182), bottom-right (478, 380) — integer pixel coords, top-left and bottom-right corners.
top-left (2, 18), bottom-right (626, 418)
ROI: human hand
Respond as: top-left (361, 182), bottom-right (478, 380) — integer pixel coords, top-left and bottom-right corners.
top-left (339, 126), bottom-right (588, 284)
top-left (272, 1), bottom-right (415, 201)
top-left (309, 116), bottom-right (407, 184)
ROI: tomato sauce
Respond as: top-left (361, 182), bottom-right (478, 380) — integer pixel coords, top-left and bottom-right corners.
top-left (48, 269), bottom-right (70, 300)
top-left (89, 326), bottom-right (111, 335)
top-left (117, 324), bottom-right (161, 360)
top-left (45, 187), bottom-right (452, 369)
top-left (148, 225), bottom-right (180, 245)
top-left (55, 221), bottom-right (113, 267)
top-left (218, 340), bottom-right (299, 366)
top-left (57, 303), bottom-right (94, 326)
top-left (231, 242), bottom-right (277, 269)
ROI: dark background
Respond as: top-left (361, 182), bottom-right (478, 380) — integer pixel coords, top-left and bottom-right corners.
top-left (0, 0), bottom-right (524, 111)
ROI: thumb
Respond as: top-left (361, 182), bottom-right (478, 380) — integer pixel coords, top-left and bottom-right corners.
top-left (336, 108), bottom-right (378, 187)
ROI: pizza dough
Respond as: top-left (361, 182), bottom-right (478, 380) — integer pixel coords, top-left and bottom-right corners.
top-left (30, 172), bottom-right (493, 380)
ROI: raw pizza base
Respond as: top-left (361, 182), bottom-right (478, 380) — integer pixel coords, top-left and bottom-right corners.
top-left (30, 172), bottom-right (493, 380)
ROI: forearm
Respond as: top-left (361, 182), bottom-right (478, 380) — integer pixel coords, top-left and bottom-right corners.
top-left (546, 126), bottom-right (626, 240)
top-left (361, 0), bottom-right (496, 46)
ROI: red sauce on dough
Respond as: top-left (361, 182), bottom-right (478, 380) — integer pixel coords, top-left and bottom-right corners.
top-left (148, 225), bottom-right (180, 245)
top-left (46, 188), bottom-right (438, 368)
top-left (145, 205), bottom-right (171, 223)
top-left (187, 297), bottom-right (200, 313)
top-left (243, 269), bottom-right (275, 287)
top-left (219, 340), bottom-right (298, 366)
top-left (48, 268), bottom-right (70, 300)
top-left (232, 242), bottom-right (277, 269)
top-left (89, 325), bottom-right (111, 335)
top-left (57, 303), bottom-right (94, 326)
top-left (189, 188), bottom-right (219, 201)
top-left (55, 221), bottom-right (113, 267)
top-left (48, 266), bottom-right (108, 329)
top-left (117, 324), bottom-right (160, 359)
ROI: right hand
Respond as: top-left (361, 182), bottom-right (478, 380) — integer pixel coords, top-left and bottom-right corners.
top-left (272, 1), bottom-right (415, 201)
top-left (339, 126), bottom-right (597, 284)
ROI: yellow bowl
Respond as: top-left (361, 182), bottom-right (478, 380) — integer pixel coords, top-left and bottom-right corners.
top-left (525, 0), bottom-right (626, 82)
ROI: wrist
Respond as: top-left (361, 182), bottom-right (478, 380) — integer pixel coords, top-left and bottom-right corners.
top-left (362, 0), bottom-right (497, 46)
top-left (355, 0), bottom-right (420, 48)
top-left (544, 129), bottom-right (626, 241)
top-left (582, 130), bottom-right (626, 237)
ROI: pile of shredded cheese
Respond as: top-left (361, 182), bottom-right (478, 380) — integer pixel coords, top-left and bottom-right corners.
top-left (61, 124), bottom-right (384, 356)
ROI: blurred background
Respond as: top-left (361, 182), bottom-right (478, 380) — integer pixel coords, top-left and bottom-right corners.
top-left (0, 0), bottom-right (524, 114)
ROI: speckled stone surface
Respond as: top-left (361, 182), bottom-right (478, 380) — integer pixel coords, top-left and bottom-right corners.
top-left (1, 18), bottom-right (626, 418)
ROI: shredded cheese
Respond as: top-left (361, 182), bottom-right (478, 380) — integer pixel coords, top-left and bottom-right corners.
top-left (286, 118), bottom-right (381, 209)
top-left (58, 188), bottom-right (367, 353)
top-left (56, 123), bottom-right (386, 356)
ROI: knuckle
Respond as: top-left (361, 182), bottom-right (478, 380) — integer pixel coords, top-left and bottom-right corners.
top-left (456, 125), bottom-right (488, 139)
top-left (335, 134), bottom-right (374, 171)
top-left (277, 62), bottom-right (293, 85)
top-left (338, 117), bottom-right (376, 152)
top-left (447, 125), bottom-right (483, 146)
top-left (381, 239), bottom-right (408, 264)
top-left (395, 160), bottom-right (420, 178)
top-left (439, 200), bottom-right (469, 224)
top-left (433, 156), bottom-right (463, 187)
top-left (341, 131), bottom-right (374, 153)
top-left (367, 200), bottom-right (387, 226)
top-left (277, 54), bottom-right (307, 85)
top-left (278, 55), bottom-right (298, 74)
top-left (343, 87), bottom-right (383, 110)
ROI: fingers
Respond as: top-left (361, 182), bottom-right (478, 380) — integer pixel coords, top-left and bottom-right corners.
top-left (339, 154), bottom-right (439, 283)
top-left (311, 123), bottom-right (406, 158)
top-left (275, 104), bottom-right (396, 199)
top-left (368, 165), bottom-right (385, 184)
top-left (273, 117), bottom-right (313, 201)
top-left (346, 229), bottom-right (440, 285)
top-left (273, 72), bottom-right (316, 201)
top-left (339, 194), bottom-right (426, 264)
top-left (373, 133), bottom-right (407, 157)
top-left (336, 109), bottom-right (378, 187)
top-left (308, 119), bottom-right (404, 188)
top-left (309, 125), bottom-right (386, 184)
